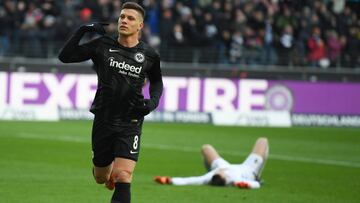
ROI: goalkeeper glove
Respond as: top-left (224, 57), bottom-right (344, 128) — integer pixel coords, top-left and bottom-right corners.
top-left (154, 176), bottom-right (172, 184)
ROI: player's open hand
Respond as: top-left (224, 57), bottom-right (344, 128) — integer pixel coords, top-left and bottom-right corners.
top-left (80, 22), bottom-right (109, 35)
top-left (154, 176), bottom-right (171, 185)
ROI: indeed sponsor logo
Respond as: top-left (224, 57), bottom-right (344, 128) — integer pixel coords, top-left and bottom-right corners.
top-left (108, 57), bottom-right (142, 75)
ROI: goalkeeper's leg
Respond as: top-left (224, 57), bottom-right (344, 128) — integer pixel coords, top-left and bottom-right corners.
top-left (250, 137), bottom-right (269, 178)
top-left (201, 144), bottom-right (221, 171)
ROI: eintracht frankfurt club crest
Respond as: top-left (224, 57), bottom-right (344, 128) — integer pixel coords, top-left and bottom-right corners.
top-left (134, 52), bottom-right (145, 63)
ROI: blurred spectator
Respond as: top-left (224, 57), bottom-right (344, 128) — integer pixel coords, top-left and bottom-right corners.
top-left (343, 26), bottom-right (359, 68)
top-left (167, 23), bottom-right (189, 62)
top-left (274, 5), bottom-right (297, 34)
top-left (159, 8), bottom-right (174, 47)
top-left (232, 8), bottom-right (247, 33)
top-left (293, 6), bottom-right (312, 66)
top-left (79, 7), bottom-right (92, 23)
top-left (142, 24), bottom-right (161, 49)
top-left (261, 17), bottom-right (277, 65)
top-left (243, 26), bottom-right (263, 65)
top-left (198, 11), bottom-right (218, 63)
top-left (229, 30), bottom-right (244, 64)
top-left (198, 0), bottom-right (212, 7)
top-left (218, 29), bottom-right (231, 64)
top-left (325, 30), bottom-right (345, 67)
top-left (19, 2), bottom-right (44, 57)
top-left (95, 0), bottom-right (113, 22)
top-left (39, 0), bottom-right (59, 57)
top-left (0, 0), bottom-right (15, 56)
top-left (307, 26), bottom-right (327, 68)
top-left (330, 0), bottom-right (345, 14)
top-left (144, 0), bottom-right (160, 35)
top-left (336, 6), bottom-right (354, 36)
top-left (277, 25), bottom-right (294, 66)
top-left (169, 23), bottom-right (187, 47)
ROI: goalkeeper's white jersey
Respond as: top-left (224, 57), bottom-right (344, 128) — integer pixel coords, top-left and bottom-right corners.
top-left (171, 153), bottom-right (263, 189)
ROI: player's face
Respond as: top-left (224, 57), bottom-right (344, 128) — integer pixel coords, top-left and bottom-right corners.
top-left (118, 9), bottom-right (143, 36)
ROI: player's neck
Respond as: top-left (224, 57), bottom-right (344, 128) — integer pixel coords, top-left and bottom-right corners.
top-left (117, 35), bottom-right (139, 48)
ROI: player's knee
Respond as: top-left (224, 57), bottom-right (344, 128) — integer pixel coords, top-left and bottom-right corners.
top-left (256, 137), bottom-right (269, 158)
top-left (258, 137), bottom-right (268, 145)
top-left (201, 144), bottom-right (212, 152)
top-left (111, 169), bottom-right (133, 183)
top-left (93, 174), bottom-right (108, 184)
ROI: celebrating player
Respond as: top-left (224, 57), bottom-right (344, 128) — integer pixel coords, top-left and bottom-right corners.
top-left (155, 137), bottom-right (269, 189)
top-left (58, 2), bottom-right (163, 203)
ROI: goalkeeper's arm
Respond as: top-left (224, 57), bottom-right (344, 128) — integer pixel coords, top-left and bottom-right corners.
top-left (154, 172), bottom-right (214, 186)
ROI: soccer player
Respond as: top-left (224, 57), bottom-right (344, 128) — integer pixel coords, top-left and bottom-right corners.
top-left (58, 2), bottom-right (163, 203)
top-left (154, 137), bottom-right (269, 189)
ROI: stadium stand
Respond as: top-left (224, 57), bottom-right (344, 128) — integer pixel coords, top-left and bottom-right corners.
top-left (0, 0), bottom-right (359, 80)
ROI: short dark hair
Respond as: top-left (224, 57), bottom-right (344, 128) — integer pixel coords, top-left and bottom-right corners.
top-left (121, 2), bottom-right (145, 19)
top-left (210, 174), bottom-right (226, 186)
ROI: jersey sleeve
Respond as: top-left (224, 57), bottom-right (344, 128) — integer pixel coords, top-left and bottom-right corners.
top-left (146, 55), bottom-right (163, 111)
top-left (58, 29), bottom-right (98, 63)
top-left (171, 171), bottom-right (215, 186)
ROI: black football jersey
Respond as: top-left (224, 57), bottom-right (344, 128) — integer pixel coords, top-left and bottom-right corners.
top-left (59, 32), bottom-right (163, 121)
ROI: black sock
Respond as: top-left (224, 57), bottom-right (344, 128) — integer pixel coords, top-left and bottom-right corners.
top-left (111, 182), bottom-right (131, 203)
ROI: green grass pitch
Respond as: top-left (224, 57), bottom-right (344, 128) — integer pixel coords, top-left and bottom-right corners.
top-left (0, 121), bottom-right (359, 203)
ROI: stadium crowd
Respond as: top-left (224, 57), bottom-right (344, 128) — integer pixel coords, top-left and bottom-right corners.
top-left (0, 0), bottom-right (358, 68)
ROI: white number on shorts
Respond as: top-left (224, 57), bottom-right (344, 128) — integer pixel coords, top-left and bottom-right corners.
top-left (133, 135), bottom-right (139, 150)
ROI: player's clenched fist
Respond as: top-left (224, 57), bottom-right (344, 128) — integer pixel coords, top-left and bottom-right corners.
top-left (128, 99), bottom-right (152, 118)
top-left (79, 22), bottom-right (109, 35)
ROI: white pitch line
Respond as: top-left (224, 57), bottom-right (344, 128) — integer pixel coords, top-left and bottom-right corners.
top-left (17, 132), bottom-right (89, 143)
top-left (9, 133), bottom-right (360, 168)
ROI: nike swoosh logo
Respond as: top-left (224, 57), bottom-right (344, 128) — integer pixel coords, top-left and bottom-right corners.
top-left (130, 150), bottom-right (139, 154)
top-left (86, 23), bottom-right (94, 27)
top-left (109, 49), bottom-right (120, 52)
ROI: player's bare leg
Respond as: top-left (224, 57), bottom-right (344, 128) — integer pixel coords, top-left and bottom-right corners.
top-left (111, 157), bottom-right (136, 182)
top-left (250, 137), bottom-right (269, 177)
top-left (93, 162), bottom-right (113, 186)
top-left (251, 137), bottom-right (269, 160)
top-left (110, 157), bottom-right (136, 203)
top-left (201, 144), bottom-right (221, 171)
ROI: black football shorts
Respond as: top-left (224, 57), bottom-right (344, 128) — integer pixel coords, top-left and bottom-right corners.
top-left (91, 115), bottom-right (143, 167)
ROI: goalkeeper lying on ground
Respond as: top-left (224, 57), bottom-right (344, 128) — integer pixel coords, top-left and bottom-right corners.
top-left (154, 137), bottom-right (269, 189)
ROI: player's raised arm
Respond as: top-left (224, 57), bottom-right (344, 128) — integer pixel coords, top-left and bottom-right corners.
top-left (58, 22), bottom-right (108, 63)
